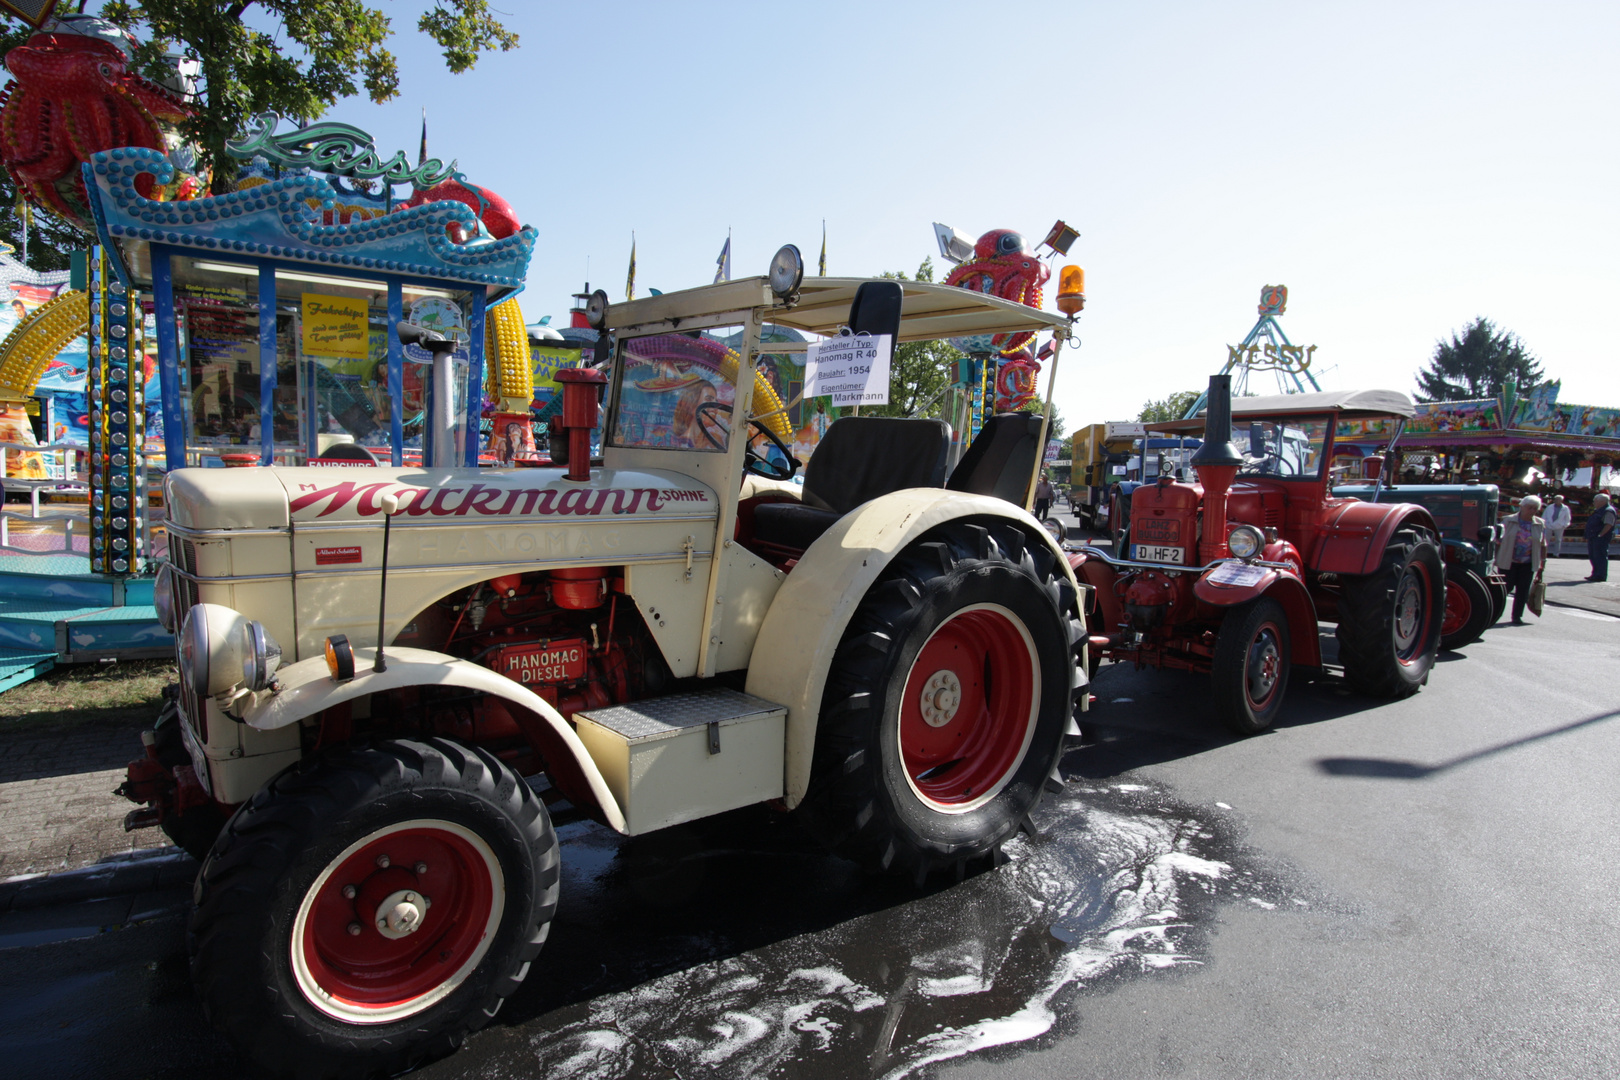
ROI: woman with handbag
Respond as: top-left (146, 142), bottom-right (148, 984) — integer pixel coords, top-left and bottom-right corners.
top-left (1494, 495), bottom-right (1547, 626)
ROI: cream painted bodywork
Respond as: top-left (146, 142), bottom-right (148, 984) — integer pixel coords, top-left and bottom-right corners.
top-left (181, 698), bottom-right (301, 804)
top-left (743, 489), bottom-right (1084, 809)
top-left (241, 646), bottom-right (627, 833)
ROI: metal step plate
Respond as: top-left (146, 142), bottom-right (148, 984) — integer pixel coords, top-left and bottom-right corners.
top-left (575, 688), bottom-right (785, 746)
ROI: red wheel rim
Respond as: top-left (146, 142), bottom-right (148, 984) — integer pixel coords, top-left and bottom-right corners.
top-left (291, 819), bottom-right (504, 1023)
top-left (899, 603), bottom-right (1040, 812)
top-left (1394, 561), bottom-right (1434, 665)
top-left (1244, 620), bottom-right (1285, 712)
top-left (1441, 579), bottom-right (1470, 637)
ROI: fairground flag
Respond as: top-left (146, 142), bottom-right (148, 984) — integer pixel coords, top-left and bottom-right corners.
top-left (625, 234), bottom-right (636, 301)
top-left (819, 220), bottom-right (827, 277)
top-left (714, 234), bottom-right (731, 283)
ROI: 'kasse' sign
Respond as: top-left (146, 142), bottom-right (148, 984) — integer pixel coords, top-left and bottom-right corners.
top-left (804, 333), bottom-right (893, 407)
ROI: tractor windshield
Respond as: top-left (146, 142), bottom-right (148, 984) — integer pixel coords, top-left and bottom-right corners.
top-left (608, 330), bottom-right (743, 453)
top-left (1238, 417), bottom-right (1330, 479)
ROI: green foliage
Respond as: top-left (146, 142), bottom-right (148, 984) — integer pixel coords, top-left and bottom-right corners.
top-left (95, 1), bottom-right (519, 193)
top-left (869, 257), bottom-right (958, 420)
top-left (1415, 317), bottom-right (1545, 402)
top-left (1138, 390), bottom-right (1200, 423)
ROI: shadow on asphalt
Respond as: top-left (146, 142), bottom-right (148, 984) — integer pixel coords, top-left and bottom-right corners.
top-left (1316, 707), bottom-right (1620, 780)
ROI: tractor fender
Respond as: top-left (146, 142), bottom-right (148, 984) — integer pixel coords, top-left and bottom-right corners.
top-left (1194, 569), bottom-right (1321, 667)
top-left (1313, 500), bottom-right (1440, 576)
top-left (1068, 550), bottom-right (1124, 634)
top-left (744, 489), bottom-right (1081, 809)
top-left (240, 645), bottom-right (626, 833)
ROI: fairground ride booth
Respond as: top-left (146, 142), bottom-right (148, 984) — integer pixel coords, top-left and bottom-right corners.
top-left (82, 128), bottom-right (538, 510)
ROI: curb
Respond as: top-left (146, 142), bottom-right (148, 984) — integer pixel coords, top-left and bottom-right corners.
top-left (1543, 596), bottom-right (1620, 619)
top-left (0, 846), bottom-right (196, 914)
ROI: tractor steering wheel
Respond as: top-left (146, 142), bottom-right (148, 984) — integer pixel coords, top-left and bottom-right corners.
top-left (694, 400), bottom-right (799, 481)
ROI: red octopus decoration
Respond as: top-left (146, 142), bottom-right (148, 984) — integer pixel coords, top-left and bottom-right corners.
top-left (944, 228), bottom-right (1051, 357)
top-left (400, 176), bottom-right (521, 243)
top-left (0, 25), bottom-right (193, 232)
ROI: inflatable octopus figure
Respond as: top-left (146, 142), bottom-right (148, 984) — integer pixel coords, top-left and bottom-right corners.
top-left (944, 228), bottom-right (1051, 358)
top-left (0, 17), bottom-right (195, 232)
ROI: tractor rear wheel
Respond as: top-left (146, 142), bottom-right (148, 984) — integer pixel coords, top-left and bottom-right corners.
top-left (1338, 530), bottom-right (1445, 698)
top-left (1440, 569), bottom-right (1493, 651)
top-left (189, 738), bottom-right (557, 1079)
top-left (798, 522), bottom-right (1079, 881)
top-left (1212, 597), bottom-right (1291, 735)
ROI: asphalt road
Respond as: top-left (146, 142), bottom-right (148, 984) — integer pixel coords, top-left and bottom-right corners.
top-left (3, 511), bottom-right (1617, 1079)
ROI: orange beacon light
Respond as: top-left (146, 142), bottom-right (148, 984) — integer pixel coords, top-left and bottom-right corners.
top-left (1056, 265), bottom-right (1086, 314)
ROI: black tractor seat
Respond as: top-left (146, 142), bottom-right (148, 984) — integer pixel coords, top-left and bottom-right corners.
top-left (946, 411), bottom-right (1046, 505)
top-left (752, 416), bottom-right (951, 553)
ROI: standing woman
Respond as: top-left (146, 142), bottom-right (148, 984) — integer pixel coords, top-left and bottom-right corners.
top-left (1494, 495), bottom-right (1547, 625)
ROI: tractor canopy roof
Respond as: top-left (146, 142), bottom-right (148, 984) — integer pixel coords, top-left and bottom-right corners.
top-left (606, 276), bottom-right (1071, 343)
top-left (1147, 389), bottom-right (1416, 433)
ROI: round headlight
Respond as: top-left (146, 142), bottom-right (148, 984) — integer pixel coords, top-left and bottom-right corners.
top-left (178, 603), bottom-right (251, 697)
top-left (180, 607), bottom-right (210, 698)
top-left (241, 620), bottom-right (282, 692)
top-left (154, 562), bottom-right (177, 633)
top-left (584, 288), bottom-right (610, 330)
top-left (1227, 524), bottom-right (1264, 560)
top-left (768, 244), bottom-right (804, 299)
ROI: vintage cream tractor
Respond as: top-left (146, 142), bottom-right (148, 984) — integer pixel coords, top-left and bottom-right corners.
top-left (120, 256), bottom-right (1088, 1078)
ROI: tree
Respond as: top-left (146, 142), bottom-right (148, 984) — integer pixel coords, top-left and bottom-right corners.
top-left (96, 1), bottom-right (518, 194)
top-left (1138, 390), bottom-right (1200, 423)
top-left (1414, 318), bottom-right (1544, 402)
top-left (869, 257), bottom-right (958, 420)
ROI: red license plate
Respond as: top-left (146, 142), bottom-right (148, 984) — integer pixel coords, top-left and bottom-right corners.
top-left (1135, 517), bottom-right (1181, 544)
top-left (495, 639), bottom-right (588, 684)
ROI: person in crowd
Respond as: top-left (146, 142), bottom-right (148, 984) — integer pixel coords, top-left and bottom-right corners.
top-left (1586, 491), bottom-right (1615, 582)
top-left (1543, 494), bottom-right (1572, 558)
top-left (1033, 472), bottom-right (1055, 522)
top-left (1494, 494), bottom-right (1546, 625)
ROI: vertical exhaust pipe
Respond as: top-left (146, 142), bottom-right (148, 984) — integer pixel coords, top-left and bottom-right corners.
top-left (1190, 375), bottom-right (1243, 563)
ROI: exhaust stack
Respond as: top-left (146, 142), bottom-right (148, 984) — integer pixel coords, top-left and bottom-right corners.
top-left (1190, 374), bottom-right (1243, 563)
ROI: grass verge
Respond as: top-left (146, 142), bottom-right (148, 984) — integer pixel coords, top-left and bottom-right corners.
top-left (0, 659), bottom-right (173, 731)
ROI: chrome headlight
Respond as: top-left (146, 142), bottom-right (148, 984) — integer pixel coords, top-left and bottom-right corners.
top-left (241, 620), bottom-right (282, 692)
top-left (154, 562), bottom-right (177, 632)
top-left (1227, 524), bottom-right (1265, 560)
top-left (179, 603), bottom-right (251, 697)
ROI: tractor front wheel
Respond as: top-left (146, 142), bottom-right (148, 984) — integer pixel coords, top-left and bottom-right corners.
top-left (1212, 597), bottom-right (1291, 735)
top-left (798, 523), bottom-right (1079, 881)
top-left (1486, 573), bottom-right (1508, 627)
top-left (189, 738), bottom-right (558, 1079)
top-left (1440, 569), bottom-right (1493, 651)
top-left (1338, 530), bottom-right (1445, 698)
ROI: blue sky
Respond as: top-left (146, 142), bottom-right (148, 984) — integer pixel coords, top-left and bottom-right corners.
top-left (308, 1), bottom-right (1615, 424)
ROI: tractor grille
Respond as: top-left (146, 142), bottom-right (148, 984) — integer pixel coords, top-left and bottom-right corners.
top-left (171, 537), bottom-right (200, 612)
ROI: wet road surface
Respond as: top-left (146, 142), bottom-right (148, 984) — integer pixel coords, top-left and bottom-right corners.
top-left (3, 548), bottom-right (1618, 1078)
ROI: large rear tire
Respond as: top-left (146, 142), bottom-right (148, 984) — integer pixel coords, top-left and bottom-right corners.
top-left (1211, 597), bottom-right (1291, 735)
top-left (1338, 530), bottom-right (1445, 698)
top-left (189, 738), bottom-right (558, 1079)
top-left (1439, 569), bottom-right (1492, 651)
top-left (797, 522), bottom-right (1080, 881)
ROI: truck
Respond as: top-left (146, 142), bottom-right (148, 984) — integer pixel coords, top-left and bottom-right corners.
top-left (118, 265), bottom-right (1089, 1078)
top-left (1068, 376), bottom-right (1448, 735)
top-left (1069, 421), bottom-right (1139, 530)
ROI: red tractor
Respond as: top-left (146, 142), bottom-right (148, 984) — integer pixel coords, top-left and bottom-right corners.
top-left (1069, 375), bottom-right (1447, 733)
